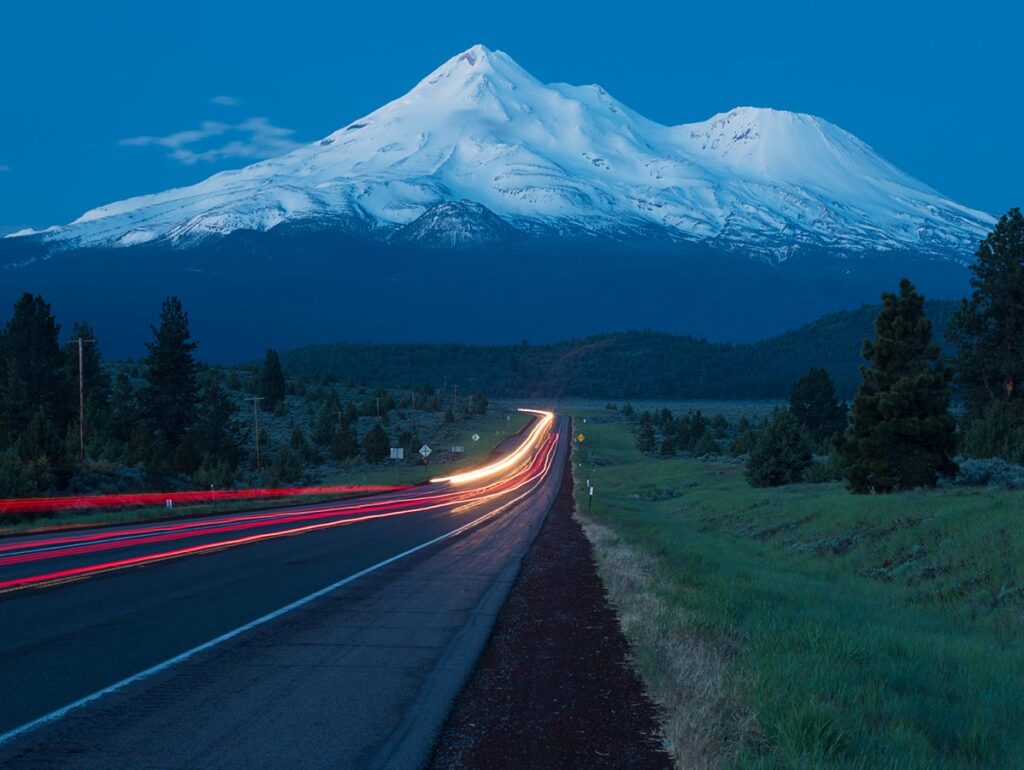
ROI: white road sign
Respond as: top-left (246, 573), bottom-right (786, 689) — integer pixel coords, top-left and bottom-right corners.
top-left (419, 444), bottom-right (432, 458)
top-left (389, 447), bottom-right (404, 460)
top-left (471, 433), bottom-right (480, 442)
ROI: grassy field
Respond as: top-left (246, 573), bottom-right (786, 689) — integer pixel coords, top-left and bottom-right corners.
top-left (517, 398), bottom-right (782, 423)
top-left (0, 409), bottom-right (530, 536)
top-left (568, 408), bottom-right (1024, 770)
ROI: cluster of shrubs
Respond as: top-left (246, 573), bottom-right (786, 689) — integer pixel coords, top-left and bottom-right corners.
top-left (633, 408), bottom-right (724, 457)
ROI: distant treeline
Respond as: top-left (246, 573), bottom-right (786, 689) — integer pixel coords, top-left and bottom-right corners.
top-left (280, 300), bottom-right (960, 400)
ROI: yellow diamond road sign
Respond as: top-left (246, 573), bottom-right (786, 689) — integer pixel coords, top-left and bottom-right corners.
top-left (576, 433), bottom-right (585, 443)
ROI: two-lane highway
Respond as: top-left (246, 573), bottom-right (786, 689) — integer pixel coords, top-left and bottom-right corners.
top-left (0, 409), bottom-right (567, 768)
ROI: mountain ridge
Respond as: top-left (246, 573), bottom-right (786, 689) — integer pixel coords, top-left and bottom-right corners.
top-left (279, 300), bottom-right (961, 400)
top-left (7, 44), bottom-right (993, 262)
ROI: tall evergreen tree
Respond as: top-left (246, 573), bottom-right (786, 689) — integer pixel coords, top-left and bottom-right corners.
top-left (259, 348), bottom-right (287, 408)
top-left (947, 209), bottom-right (1024, 460)
top-left (192, 371), bottom-right (244, 469)
top-left (108, 371), bottom-right (140, 446)
top-left (141, 297), bottom-right (200, 450)
top-left (836, 279), bottom-right (957, 493)
top-left (948, 208), bottom-right (1024, 410)
top-left (789, 367), bottom-right (848, 446)
top-left (0, 293), bottom-right (71, 444)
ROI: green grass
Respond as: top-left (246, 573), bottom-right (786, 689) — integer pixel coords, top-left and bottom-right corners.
top-left (0, 410), bottom-right (530, 537)
top-left (569, 408), bottom-right (1024, 769)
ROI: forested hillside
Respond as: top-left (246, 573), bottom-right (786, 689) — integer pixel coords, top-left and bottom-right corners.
top-left (281, 301), bottom-right (958, 399)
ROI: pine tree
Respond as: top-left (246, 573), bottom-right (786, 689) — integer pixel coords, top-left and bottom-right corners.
top-left (192, 371), bottom-right (244, 469)
top-left (108, 371), bottom-right (141, 448)
top-left (259, 349), bottom-right (287, 408)
top-left (268, 444), bottom-right (304, 485)
top-left (362, 422), bottom-right (390, 463)
top-left (0, 293), bottom-right (71, 445)
top-left (330, 420), bottom-right (359, 461)
top-left (837, 279), bottom-right (957, 493)
top-left (789, 367), bottom-right (848, 446)
top-left (947, 208), bottom-right (1024, 456)
top-left (745, 409), bottom-right (812, 487)
top-left (636, 414), bottom-right (656, 453)
top-left (142, 297), bottom-right (200, 450)
top-left (313, 390), bottom-right (343, 446)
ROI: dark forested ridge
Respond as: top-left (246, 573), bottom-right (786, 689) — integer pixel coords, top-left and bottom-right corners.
top-left (281, 300), bottom-right (958, 400)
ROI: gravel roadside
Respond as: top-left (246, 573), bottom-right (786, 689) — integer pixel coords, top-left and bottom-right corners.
top-left (428, 441), bottom-right (671, 769)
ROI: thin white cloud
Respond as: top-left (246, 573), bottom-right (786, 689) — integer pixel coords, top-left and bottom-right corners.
top-left (119, 117), bottom-right (302, 165)
top-left (0, 164), bottom-right (10, 172)
top-left (209, 95), bottom-right (241, 106)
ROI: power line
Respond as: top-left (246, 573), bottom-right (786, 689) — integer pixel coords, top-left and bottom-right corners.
top-left (71, 337), bottom-right (97, 461)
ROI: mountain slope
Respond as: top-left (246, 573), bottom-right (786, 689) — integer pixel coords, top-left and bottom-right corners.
top-left (7, 45), bottom-right (992, 261)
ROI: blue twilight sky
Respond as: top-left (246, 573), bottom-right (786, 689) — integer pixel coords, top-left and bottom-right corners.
top-left (1, 0), bottom-right (1020, 233)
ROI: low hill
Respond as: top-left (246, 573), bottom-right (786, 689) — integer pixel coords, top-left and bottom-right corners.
top-left (281, 300), bottom-right (960, 400)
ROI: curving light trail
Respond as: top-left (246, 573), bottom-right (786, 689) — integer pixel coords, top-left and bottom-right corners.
top-left (0, 411), bottom-right (559, 594)
top-left (430, 408), bottom-right (554, 486)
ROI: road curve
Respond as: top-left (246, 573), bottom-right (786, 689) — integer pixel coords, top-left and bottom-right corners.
top-left (0, 410), bottom-right (567, 768)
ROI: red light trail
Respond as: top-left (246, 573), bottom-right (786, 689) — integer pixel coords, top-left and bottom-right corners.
top-left (0, 484), bottom-right (412, 516)
top-left (0, 412), bottom-right (558, 594)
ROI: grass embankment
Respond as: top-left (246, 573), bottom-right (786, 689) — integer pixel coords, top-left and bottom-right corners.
top-left (0, 410), bottom-right (530, 537)
top-left (570, 410), bottom-right (1024, 770)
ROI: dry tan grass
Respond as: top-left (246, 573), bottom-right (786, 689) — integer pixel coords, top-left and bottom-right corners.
top-left (576, 503), bottom-right (759, 769)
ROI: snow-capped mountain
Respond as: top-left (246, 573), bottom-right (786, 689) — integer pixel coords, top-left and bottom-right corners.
top-left (8, 44), bottom-right (993, 261)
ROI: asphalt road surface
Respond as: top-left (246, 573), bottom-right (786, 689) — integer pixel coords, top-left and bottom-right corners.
top-left (0, 410), bottom-right (566, 768)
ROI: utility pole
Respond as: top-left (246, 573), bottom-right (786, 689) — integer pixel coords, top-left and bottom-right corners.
top-left (71, 337), bottom-right (96, 461)
top-left (246, 396), bottom-right (265, 471)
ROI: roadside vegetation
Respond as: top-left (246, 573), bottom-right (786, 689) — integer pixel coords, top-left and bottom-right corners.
top-left (0, 293), bottom-right (522, 532)
top-left (573, 410), bottom-right (1024, 768)
top-left (572, 210), bottom-right (1024, 768)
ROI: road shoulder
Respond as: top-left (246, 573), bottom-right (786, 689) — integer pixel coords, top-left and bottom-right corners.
top-left (428, 441), bottom-right (671, 768)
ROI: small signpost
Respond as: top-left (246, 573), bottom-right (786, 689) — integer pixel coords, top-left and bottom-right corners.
top-left (576, 433), bottom-right (585, 443)
top-left (588, 485), bottom-right (594, 512)
top-left (390, 447), bottom-right (404, 477)
top-left (419, 444), bottom-right (432, 463)
top-left (451, 446), bottom-right (464, 454)
top-left (471, 433), bottom-right (480, 442)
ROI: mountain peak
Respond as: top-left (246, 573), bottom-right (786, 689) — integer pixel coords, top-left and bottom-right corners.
top-left (14, 45), bottom-right (994, 261)
top-left (455, 43), bottom-right (493, 66)
top-left (414, 44), bottom-right (533, 91)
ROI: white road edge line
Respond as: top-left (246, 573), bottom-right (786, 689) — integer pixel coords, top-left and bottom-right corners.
top-left (0, 439), bottom-right (557, 749)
